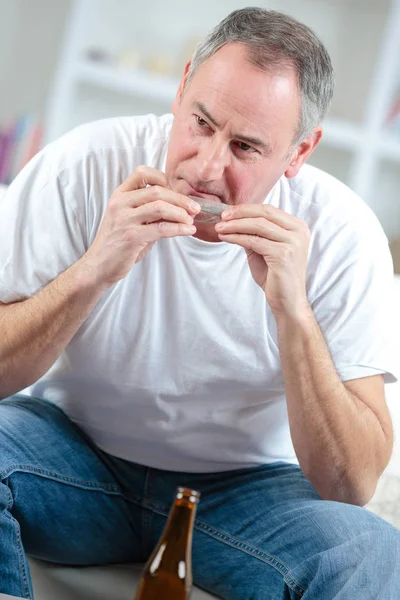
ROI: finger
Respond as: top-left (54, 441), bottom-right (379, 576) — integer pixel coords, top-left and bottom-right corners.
top-left (142, 221), bottom-right (197, 241)
top-left (222, 204), bottom-right (301, 231)
top-left (217, 232), bottom-right (277, 255)
top-left (116, 165), bottom-right (168, 193)
top-left (130, 200), bottom-right (195, 226)
top-left (128, 186), bottom-right (200, 216)
top-left (215, 217), bottom-right (290, 242)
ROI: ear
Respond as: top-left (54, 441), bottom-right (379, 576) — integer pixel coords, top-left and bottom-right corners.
top-left (284, 127), bottom-right (323, 178)
top-left (172, 60), bottom-right (192, 114)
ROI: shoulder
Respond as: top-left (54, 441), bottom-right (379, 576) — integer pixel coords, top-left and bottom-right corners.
top-left (40, 113), bottom-right (174, 176)
top-left (273, 164), bottom-right (392, 298)
top-left (2, 114), bottom-right (174, 231)
top-left (10, 114), bottom-right (174, 201)
top-left (275, 163), bottom-right (387, 246)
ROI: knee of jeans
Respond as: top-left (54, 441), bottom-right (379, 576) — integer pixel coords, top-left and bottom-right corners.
top-left (0, 479), bottom-right (14, 512)
top-left (367, 517), bottom-right (400, 553)
top-left (0, 396), bottom-right (57, 473)
top-left (0, 418), bottom-right (29, 474)
top-left (303, 501), bottom-right (393, 551)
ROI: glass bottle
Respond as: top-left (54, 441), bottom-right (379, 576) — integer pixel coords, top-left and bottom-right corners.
top-left (134, 487), bottom-right (200, 599)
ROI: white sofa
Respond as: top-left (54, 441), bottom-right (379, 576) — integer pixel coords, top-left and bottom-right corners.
top-left (28, 560), bottom-right (214, 600)
top-left (0, 183), bottom-right (399, 599)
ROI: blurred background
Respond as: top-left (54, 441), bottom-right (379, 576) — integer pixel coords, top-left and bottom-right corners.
top-left (0, 0), bottom-right (399, 260)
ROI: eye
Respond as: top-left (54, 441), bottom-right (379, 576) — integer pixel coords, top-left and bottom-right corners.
top-left (236, 141), bottom-right (256, 153)
top-left (195, 115), bottom-right (210, 128)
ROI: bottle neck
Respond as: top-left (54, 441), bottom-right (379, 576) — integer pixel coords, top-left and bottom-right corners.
top-left (161, 501), bottom-right (196, 557)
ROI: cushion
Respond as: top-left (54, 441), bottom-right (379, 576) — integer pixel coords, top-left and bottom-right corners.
top-left (29, 558), bottom-right (215, 599)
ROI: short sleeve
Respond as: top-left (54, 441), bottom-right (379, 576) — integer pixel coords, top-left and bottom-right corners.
top-left (309, 207), bottom-right (398, 385)
top-left (0, 147), bottom-right (87, 303)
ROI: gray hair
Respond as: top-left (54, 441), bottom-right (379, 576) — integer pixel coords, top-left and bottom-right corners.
top-left (185, 7), bottom-right (334, 147)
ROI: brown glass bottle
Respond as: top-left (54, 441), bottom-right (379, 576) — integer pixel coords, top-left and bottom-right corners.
top-left (134, 487), bottom-right (200, 600)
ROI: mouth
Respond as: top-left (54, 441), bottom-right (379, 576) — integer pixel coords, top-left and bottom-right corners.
top-left (186, 183), bottom-right (222, 204)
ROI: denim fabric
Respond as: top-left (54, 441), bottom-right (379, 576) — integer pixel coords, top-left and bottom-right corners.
top-left (0, 394), bottom-right (399, 599)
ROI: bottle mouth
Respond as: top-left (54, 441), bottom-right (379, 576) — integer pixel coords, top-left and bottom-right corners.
top-left (176, 487), bottom-right (201, 501)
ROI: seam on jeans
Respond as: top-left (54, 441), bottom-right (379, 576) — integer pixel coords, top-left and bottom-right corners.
top-left (141, 468), bottom-right (152, 559)
top-left (0, 463), bottom-right (122, 494)
top-left (145, 499), bottom-right (305, 598)
top-left (195, 520), bottom-right (305, 597)
top-left (3, 481), bottom-right (32, 598)
top-left (0, 464), bottom-right (148, 514)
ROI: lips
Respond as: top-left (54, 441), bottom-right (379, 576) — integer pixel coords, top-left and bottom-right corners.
top-left (186, 183), bottom-right (222, 204)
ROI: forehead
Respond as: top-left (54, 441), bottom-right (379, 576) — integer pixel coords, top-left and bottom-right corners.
top-left (184, 44), bottom-right (300, 139)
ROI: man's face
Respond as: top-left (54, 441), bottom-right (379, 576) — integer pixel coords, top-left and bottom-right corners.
top-left (165, 43), bottom-right (301, 242)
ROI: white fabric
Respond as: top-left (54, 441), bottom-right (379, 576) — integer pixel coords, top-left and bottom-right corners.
top-left (0, 114), bottom-right (397, 472)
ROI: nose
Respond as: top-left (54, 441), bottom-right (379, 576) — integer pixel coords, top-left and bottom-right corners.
top-left (195, 137), bottom-right (231, 182)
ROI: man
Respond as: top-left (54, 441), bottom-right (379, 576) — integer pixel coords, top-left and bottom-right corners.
top-left (0, 7), bottom-right (399, 599)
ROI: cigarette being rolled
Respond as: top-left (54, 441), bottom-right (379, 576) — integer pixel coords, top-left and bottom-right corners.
top-left (188, 196), bottom-right (229, 223)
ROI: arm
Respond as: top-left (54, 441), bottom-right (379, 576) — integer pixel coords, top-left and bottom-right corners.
top-left (0, 257), bottom-right (108, 399)
top-left (215, 202), bottom-right (394, 506)
top-left (275, 305), bottom-right (393, 506)
top-left (0, 166), bottom-right (199, 400)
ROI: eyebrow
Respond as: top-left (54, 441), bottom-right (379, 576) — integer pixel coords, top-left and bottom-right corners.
top-left (194, 101), bottom-right (272, 154)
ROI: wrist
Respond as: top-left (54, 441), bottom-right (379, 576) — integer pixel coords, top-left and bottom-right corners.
top-left (73, 254), bottom-right (111, 295)
top-left (272, 300), bottom-right (314, 331)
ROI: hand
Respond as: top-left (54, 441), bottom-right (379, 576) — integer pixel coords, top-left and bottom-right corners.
top-left (83, 166), bottom-right (200, 287)
top-left (215, 204), bottom-right (310, 317)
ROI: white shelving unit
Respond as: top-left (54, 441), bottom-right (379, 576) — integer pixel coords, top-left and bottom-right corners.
top-left (75, 61), bottom-right (181, 103)
top-left (44, 0), bottom-right (400, 240)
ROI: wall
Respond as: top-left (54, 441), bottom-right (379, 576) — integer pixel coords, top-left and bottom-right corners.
top-left (0, 0), bottom-right (71, 123)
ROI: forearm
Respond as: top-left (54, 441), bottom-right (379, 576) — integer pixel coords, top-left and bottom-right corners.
top-left (275, 305), bottom-right (389, 505)
top-left (0, 256), bottom-right (109, 399)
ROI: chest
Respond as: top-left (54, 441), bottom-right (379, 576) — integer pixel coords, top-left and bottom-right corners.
top-left (68, 238), bottom-right (282, 394)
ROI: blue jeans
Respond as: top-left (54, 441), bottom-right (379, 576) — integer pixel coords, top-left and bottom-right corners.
top-left (1, 395), bottom-right (399, 599)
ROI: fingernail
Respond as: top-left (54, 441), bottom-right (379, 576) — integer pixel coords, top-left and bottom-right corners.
top-left (190, 200), bottom-right (200, 211)
top-left (222, 209), bottom-right (233, 218)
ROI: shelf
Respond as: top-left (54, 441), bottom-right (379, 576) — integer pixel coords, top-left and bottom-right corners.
top-left (370, 160), bottom-right (400, 240)
top-left (379, 133), bottom-right (400, 161)
top-left (307, 145), bottom-right (354, 186)
top-left (321, 116), bottom-right (364, 151)
top-left (75, 60), bottom-right (181, 103)
top-left (322, 121), bottom-right (400, 162)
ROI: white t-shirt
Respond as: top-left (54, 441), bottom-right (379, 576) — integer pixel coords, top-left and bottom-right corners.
top-left (0, 113), bottom-right (397, 472)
